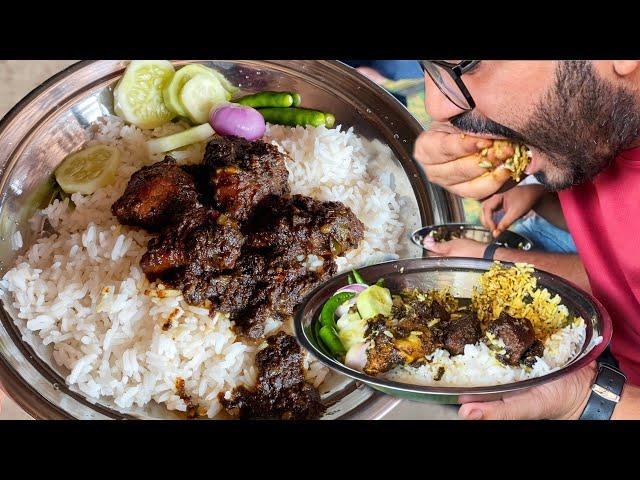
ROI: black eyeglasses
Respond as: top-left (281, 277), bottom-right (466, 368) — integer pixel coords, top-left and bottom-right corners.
top-left (419, 60), bottom-right (480, 111)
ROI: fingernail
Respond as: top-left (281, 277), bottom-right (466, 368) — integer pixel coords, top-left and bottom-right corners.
top-left (477, 139), bottom-right (493, 149)
top-left (423, 236), bottom-right (435, 249)
top-left (464, 409), bottom-right (483, 420)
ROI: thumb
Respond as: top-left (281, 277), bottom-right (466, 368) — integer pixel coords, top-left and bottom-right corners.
top-left (458, 394), bottom-right (545, 420)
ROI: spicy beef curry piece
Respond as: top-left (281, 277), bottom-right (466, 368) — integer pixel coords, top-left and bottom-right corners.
top-left (112, 135), bottom-right (366, 419)
top-left (219, 332), bottom-right (326, 420)
top-left (361, 290), bottom-right (545, 376)
top-left (112, 156), bottom-right (201, 231)
top-left (204, 135), bottom-right (290, 222)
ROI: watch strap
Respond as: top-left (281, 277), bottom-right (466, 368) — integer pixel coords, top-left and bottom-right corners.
top-left (483, 242), bottom-right (500, 261)
top-left (579, 364), bottom-right (626, 420)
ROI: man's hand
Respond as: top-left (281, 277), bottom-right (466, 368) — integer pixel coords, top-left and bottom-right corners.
top-left (458, 362), bottom-right (597, 420)
top-left (481, 184), bottom-right (547, 237)
top-left (413, 123), bottom-right (513, 199)
top-left (423, 236), bottom-right (486, 258)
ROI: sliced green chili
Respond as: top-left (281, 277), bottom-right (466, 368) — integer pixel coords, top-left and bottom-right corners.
top-left (319, 325), bottom-right (346, 357)
top-left (352, 269), bottom-right (365, 285)
top-left (320, 292), bottom-right (355, 329)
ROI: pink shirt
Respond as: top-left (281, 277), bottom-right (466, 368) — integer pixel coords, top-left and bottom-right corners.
top-left (559, 146), bottom-right (640, 385)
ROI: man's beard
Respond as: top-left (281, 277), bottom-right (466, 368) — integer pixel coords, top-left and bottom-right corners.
top-left (451, 61), bottom-right (640, 191)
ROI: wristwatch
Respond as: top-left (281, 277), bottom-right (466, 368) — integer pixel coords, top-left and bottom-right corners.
top-left (483, 243), bottom-right (500, 260)
top-left (579, 362), bottom-right (626, 420)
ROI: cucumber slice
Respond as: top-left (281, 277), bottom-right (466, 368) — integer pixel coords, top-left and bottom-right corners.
top-left (113, 60), bottom-right (176, 129)
top-left (337, 311), bottom-right (367, 350)
top-left (55, 145), bottom-right (120, 195)
top-left (180, 73), bottom-right (229, 124)
top-left (163, 64), bottom-right (213, 117)
top-left (356, 285), bottom-right (393, 320)
top-left (146, 123), bottom-right (214, 154)
top-left (207, 69), bottom-right (239, 97)
top-left (163, 64), bottom-right (236, 117)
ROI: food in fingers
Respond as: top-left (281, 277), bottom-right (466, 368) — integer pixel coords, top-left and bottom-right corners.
top-left (414, 128), bottom-right (493, 167)
top-left (477, 140), bottom-right (531, 182)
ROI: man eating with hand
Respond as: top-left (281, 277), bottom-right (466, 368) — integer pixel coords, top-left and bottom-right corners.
top-left (413, 60), bottom-right (640, 420)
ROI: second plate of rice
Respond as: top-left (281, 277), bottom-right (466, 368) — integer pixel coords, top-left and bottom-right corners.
top-left (295, 257), bottom-right (612, 401)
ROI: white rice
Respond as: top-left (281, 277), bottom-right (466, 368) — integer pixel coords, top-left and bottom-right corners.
top-left (0, 116), bottom-right (406, 417)
top-left (386, 318), bottom-right (598, 386)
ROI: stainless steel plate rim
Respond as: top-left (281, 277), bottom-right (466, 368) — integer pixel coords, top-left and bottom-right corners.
top-left (294, 257), bottom-right (612, 397)
top-left (410, 223), bottom-right (533, 251)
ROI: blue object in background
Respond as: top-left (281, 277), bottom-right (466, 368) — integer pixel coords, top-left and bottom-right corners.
top-left (513, 214), bottom-right (577, 254)
top-left (342, 60), bottom-right (423, 80)
top-left (341, 60), bottom-right (423, 106)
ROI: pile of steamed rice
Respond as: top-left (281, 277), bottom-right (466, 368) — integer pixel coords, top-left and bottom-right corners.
top-left (0, 116), bottom-right (406, 417)
top-left (387, 263), bottom-right (602, 386)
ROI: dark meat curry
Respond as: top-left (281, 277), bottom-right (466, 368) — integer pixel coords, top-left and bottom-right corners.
top-left (344, 288), bottom-right (549, 377)
top-left (112, 135), bottom-right (365, 419)
top-left (219, 332), bottom-right (325, 420)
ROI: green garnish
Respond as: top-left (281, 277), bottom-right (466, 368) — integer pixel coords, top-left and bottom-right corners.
top-left (319, 325), bottom-right (347, 357)
top-left (320, 292), bottom-right (356, 330)
top-left (352, 268), bottom-right (365, 284)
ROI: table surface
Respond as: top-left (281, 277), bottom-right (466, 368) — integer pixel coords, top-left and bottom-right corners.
top-left (0, 60), bottom-right (459, 420)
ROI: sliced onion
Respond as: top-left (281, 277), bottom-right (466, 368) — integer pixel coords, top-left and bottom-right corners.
top-left (333, 284), bottom-right (368, 317)
top-left (209, 104), bottom-right (266, 141)
top-left (335, 297), bottom-right (357, 318)
top-left (345, 341), bottom-right (370, 371)
top-left (334, 283), bottom-right (368, 295)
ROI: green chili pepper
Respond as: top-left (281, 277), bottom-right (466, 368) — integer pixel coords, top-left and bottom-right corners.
top-left (352, 269), bottom-right (365, 285)
top-left (236, 91), bottom-right (296, 108)
top-left (320, 291), bottom-right (355, 329)
top-left (292, 93), bottom-right (302, 107)
top-left (314, 319), bottom-right (329, 355)
top-left (319, 325), bottom-right (346, 357)
top-left (348, 273), bottom-right (355, 284)
top-left (258, 107), bottom-right (334, 128)
top-left (375, 278), bottom-right (385, 287)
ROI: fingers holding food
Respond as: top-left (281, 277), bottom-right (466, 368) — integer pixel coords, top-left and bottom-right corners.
top-left (478, 141), bottom-right (531, 182)
top-left (414, 128), bottom-right (492, 167)
top-left (446, 166), bottom-right (513, 200)
top-left (423, 152), bottom-right (494, 186)
top-left (414, 123), bottom-right (531, 198)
